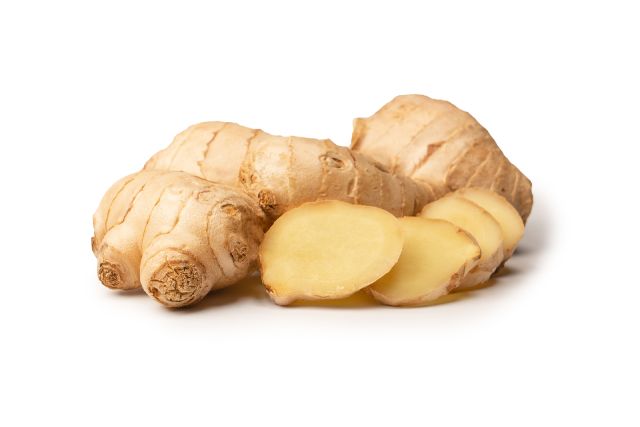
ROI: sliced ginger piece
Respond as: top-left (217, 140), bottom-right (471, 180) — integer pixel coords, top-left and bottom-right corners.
top-left (454, 187), bottom-right (525, 259)
top-left (369, 217), bottom-right (481, 306)
top-left (420, 196), bottom-right (504, 289)
top-left (259, 200), bottom-right (403, 305)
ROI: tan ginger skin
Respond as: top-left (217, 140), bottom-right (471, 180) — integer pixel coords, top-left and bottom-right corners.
top-left (351, 95), bottom-right (533, 222)
top-left (144, 122), bottom-right (432, 221)
top-left (92, 170), bottom-right (265, 307)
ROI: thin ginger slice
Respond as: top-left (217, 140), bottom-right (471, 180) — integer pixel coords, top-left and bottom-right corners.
top-left (420, 196), bottom-right (504, 289)
top-left (369, 217), bottom-right (481, 306)
top-left (259, 200), bottom-right (403, 305)
top-left (454, 187), bottom-right (525, 259)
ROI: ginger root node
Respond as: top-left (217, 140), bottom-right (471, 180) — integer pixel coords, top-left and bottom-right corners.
top-left (258, 190), bottom-right (278, 212)
top-left (98, 262), bottom-right (123, 289)
top-left (148, 261), bottom-right (202, 304)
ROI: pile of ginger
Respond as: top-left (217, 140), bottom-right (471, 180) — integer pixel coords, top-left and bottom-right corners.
top-left (92, 95), bottom-right (532, 308)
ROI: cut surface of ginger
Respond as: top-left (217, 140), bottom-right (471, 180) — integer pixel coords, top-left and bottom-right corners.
top-left (420, 196), bottom-right (504, 288)
top-left (454, 187), bottom-right (525, 258)
top-left (259, 200), bottom-right (403, 305)
top-left (369, 217), bottom-right (481, 306)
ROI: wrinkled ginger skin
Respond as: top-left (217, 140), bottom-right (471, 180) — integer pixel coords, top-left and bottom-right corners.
top-left (92, 170), bottom-right (265, 307)
top-left (144, 122), bottom-right (432, 220)
top-left (351, 95), bottom-right (533, 221)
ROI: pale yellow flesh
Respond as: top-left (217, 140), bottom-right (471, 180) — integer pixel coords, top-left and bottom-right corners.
top-left (259, 201), bottom-right (403, 305)
top-left (420, 196), bottom-right (504, 288)
top-left (454, 188), bottom-right (524, 258)
top-left (369, 217), bottom-right (480, 306)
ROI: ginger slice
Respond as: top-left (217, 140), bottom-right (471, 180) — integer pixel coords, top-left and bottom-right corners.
top-left (259, 200), bottom-right (403, 305)
top-left (453, 187), bottom-right (525, 259)
top-left (420, 196), bottom-right (503, 288)
top-left (369, 217), bottom-right (481, 306)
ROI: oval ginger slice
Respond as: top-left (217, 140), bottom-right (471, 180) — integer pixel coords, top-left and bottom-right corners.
top-left (369, 217), bottom-right (481, 306)
top-left (454, 187), bottom-right (525, 259)
top-left (259, 200), bottom-right (403, 305)
top-left (420, 196), bottom-right (504, 289)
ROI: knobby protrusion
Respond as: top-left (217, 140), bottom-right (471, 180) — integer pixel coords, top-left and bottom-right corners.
top-left (148, 261), bottom-right (203, 305)
top-left (98, 262), bottom-right (123, 289)
top-left (229, 238), bottom-right (249, 264)
top-left (320, 152), bottom-right (345, 169)
top-left (257, 189), bottom-right (277, 212)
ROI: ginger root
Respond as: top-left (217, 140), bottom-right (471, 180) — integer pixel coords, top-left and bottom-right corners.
top-left (92, 94), bottom-right (533, 308)
top-left (92, 170), bottom-right (265, 307)
top-left (351, 95), bottom-right (533, 221)
top-left (368, 217), bottom-right (481, 306)
top-left (259, 200), bottom-right (403, 305)
top-left (420, 196), bottom-right (504, 289)
top-left (144, 122), bottom-right (431, 220)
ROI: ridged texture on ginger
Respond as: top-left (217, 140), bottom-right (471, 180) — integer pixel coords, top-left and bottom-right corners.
top-left (144, 122), bottom-right (432, 220)
top-left (92, 170), bottom-right (265, 307)
top-left (351, 95), bottom-right (533, 221)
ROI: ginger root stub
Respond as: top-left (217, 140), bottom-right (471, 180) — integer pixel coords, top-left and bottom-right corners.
top-left (259, 200), bottom-right (403, 305)
top-left (92, 170), bottom-right (265, 307)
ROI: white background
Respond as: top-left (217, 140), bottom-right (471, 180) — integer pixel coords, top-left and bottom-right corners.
top-left (1, 1), bottom-right (638, 426)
